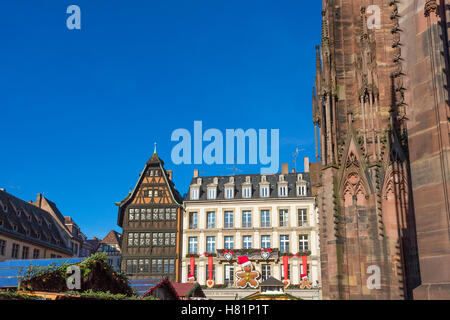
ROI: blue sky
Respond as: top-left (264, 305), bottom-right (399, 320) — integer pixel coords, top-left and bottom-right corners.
top-left (0, 1), bottom-right (322, 238)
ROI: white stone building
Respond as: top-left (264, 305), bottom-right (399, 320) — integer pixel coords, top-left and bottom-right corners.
top-left (181, 162), bottom-right (321, 299)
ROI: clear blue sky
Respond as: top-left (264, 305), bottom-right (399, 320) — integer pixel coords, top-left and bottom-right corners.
top-left (0, 1), bottom-right (322, 238)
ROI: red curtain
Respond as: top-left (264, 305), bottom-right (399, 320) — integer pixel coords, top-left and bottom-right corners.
top-left (208, 256), bottom-right (213, 280)
top-left (283, 255), bottom-right (289, 280)
top-left (190, 257), bottom-right (195, 278)
top-left (301, 255), bottom-right (307, 278)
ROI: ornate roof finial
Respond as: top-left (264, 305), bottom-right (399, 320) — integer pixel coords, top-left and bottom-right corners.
top-left (154, 142), bottom-right (157, 154)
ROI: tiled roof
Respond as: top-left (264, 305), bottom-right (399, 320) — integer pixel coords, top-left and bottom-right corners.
top-left (0, 190), bottom-right (72, 254)
top-left (101, 230), bottom-right (121, 245)
top-left (171, 283), bottom-right (197, 297)
top-left (186, 172), bottom-right (312, 201)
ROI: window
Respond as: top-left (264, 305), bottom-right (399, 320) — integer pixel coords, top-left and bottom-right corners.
top-left (260, 186), bottom-right (269, 197)
top-left (32, 248), bottom-right (40, 259)
top-left (280, 235), bottom-right (290, 253)
top-left (163, 259), bottom-right (169, 274)
top-left (169, 259), bottom-right (175, 274)
top-left (206, 264), bottom-right (216, 281)
top-left (152, 233), bottom-right (157, 246)
top-left (243, 236), bottom-right (252, 249)
top-left (243, 186), bottom-right (251, 198)
top-left (0, 240), bottom-right (6, 256)
top-left (261, 235), bottom-right (271, 249)
top-left (190, 188), bottom-right (199, 200)
top-left (206, 236), bottom-right (215, 253)
top-left (188, 264), bottom-right (198, 279)
top-left (170, 233), bottom-right (176, 246)
top-left (144, 259), bottom-right (150, 273)
top-left (152, 260), bottom-right (157, 273)
top-left (224, 265), bottom-right (234, 285)
top-left (298, 209), bottom-right (308, 227)
top-left (145, 233), bottom-right (151, 246)
top-left (158, 233), bottom-right (163, 246)
top-left (300, 262), bottom-right (310, 278)
top-left (158, 208), bottom-right (164, 220)
top-left (261, 264), bottom-right (271, 281)
top-left (146, 209), bottom-right (152, 221)
top-left (281, 264), bottom-right (291, 280)
top-left (188, 237), bottom-right (198, 254)
top-left (189, 212), bottom-right (198, 229)
top-left (171, 208), bottom-right (177, 220)
top-left (279, 185), bottom-right (288, 197)
top-left (140, 233), bottom-right (145, 246)
top-left (224, 236), bottom-right (234, 250)
top-left (224, 211), bottom-right (233, 229)
top-left (22, 246), bottom-right (29, 259)
top-left (157, 259), bottom-right (163, 273)
top-left (153, 208), bottom-right (158, 220)
top-left (261, 210), bottom-right (270, 228)
top-left (128, 233), bottom-right (136, 246)
top-left (279, 209), bottom-right (289, 227)
top-left (242, 211), bottom-right (252, 228)
top-left (154, 190), bottom-right (159, 197)
top-left (207, 188), bottom-right (216, 200)
top-left (148, 190), bottom-right (153, 197)
top-left (207, 212), bottom-right (215, 229)
top-left (298, 184), bottom-right (307, 196)
top-left (225, 188), bottom-right (233, 199)
top-left (164, 233), bottom-right (170, 245)
top-left (166, 208), bottom-right (170, 221)
top-left (299, 235), bottom-right (309, 252)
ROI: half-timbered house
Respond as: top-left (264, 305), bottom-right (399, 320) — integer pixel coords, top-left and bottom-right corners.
top-left (116, 150), bottom-right (183, 282)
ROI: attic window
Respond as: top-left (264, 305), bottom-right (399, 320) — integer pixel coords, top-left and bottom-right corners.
top-left (36, 232), bottom-right (41, 239)
top-left (155, 170), bottom-right (159, 176)
top-left (229, 176), bottom-right (234, 183)
top-left (213, 177), bottom-right (218, 184)
top-left (0, 220), bottom-right (3, 227)
top-left (197, 178), bottom-right (202, 185)
top-left (279, 175), bottom-right (284, 181)
top-left (0, 200), bottom-right (7, 212)
top-left (13, 224), bottom-right (18, 232)
top-left (261, 175), bottom-right (266, 182)
top-left (245, 176), bottom-right (251, 183)
top-left (38, 218), bottom-right (42, 225)
top-left (297, 173), bottom-right (303, 181)
top-left (149, 170), bottom-right (154, 176)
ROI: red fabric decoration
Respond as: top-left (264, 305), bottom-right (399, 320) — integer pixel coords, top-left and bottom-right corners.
top-left (208, 256), bottom-right (213, 280)
top-left (190, 256), bottom-right (195, 278)
top-left (283, 255), bottom-right (289, 280)
top-left (301, 255), bottom-right (308, 278)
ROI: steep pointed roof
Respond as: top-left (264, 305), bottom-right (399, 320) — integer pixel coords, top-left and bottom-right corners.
top-left (116, 152), bottom-right (183, 227)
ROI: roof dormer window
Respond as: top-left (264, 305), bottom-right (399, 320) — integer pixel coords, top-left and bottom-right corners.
top-left (245, 176), bottom-right (251, 183)
top-left (207, 187), bottom-right (217, 200)
top-left (213, 177), bottom-right (218, 184)
top-left (279, 175), bottom-right (284, 181)
top-left (225, 187), bottom-right (234, 199)
top-left (279, 185), bottom-right (288, 197)
top-left (190, 187), bottom-right (199, 200)
top-left (197, 178), bottom-right (202, 185)
top-left (0, 200), bottom-right (7, 212)
top-left (261, 175), bottom-right (266, 182)
top-left (229, 176), bottom-right (234, 183)
top-left (298, 184), bottom-right (307, 196)
top-left (243, 186), bottom-right (252, 198)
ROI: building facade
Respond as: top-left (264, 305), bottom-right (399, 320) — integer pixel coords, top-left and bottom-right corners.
top-left (398, 0), bottom-right (450, 300)
top-left (96, 230), bottom-right (122, 271)
top-left (181, 163), bottom-right (321, 299)
top-left (0, 189), bottom-right (72, 262)
top-left (312, 0), bottom-right (450, 300)
top-left (116, 151), bottom-right (184, 281)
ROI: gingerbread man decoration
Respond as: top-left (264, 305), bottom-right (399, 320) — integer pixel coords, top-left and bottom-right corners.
top-left (235, 256), bottom-right (261, 289)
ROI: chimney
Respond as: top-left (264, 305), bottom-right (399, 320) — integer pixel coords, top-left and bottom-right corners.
top-left (193, 169), bottom-right (199, 178)
top-left (167, 170), bottom-right (173, 181)
top-left (304, 157), bottom-right (310, 173)
top-left (281, 163), bottom-right (289, 175)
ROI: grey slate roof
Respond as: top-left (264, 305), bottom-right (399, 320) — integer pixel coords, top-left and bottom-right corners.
top-left (0, 190), bottom-right (72, 254)
top-left (185, 172), bottom-right (311, 201)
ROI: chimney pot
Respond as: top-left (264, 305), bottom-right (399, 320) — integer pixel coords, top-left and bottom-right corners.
top-left (281, 163), bottom-right (289, 175)
top-left (193, 169), bottom-right (199, 178)
top-left (304, 157), bottom-right (310, 173)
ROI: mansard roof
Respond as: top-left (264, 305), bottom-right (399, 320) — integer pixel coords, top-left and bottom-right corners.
top-left (0, 190), bottom-right (72, 255)
top-left (186, 171), bottom-right (312, 201)
top-left (116, 152), bottom-right (183, 227)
